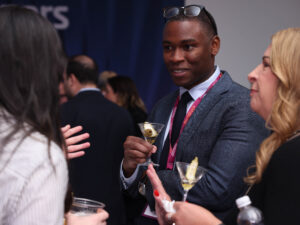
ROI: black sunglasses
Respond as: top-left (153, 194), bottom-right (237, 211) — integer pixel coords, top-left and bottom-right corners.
top-left (163, 5), bottom-right (205, 19)
top-left (163, 5), bottom-right (218, 35)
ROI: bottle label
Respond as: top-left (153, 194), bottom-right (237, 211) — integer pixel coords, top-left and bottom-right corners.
top-left (237, 220), bottom-right (264, 225)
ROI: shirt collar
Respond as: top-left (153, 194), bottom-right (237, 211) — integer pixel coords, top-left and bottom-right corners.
top-left (77, 87), bottom-right (101, 94)
top-left (179, 65), bottom-right (221, 101)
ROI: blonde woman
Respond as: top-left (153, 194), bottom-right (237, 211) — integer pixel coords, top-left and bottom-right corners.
top-left (147, 27), bottom-right (300, 225)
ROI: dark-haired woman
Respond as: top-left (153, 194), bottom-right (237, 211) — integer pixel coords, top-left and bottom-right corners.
top-left (105, 76), bottom-right (148, 134)
top-left (0, 5), bottom-right (109, 225)
top-left (0, 5), bottom-right (68, 225)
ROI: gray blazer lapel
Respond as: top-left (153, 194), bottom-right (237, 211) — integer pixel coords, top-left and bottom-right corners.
top-left (149, 91), bottom-right (178, 162)
top-left (176, 72), bottom-right (233, 159)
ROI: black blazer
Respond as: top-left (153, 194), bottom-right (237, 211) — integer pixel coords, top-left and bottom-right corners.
top-left (61, 90), bottom-right (134, 225)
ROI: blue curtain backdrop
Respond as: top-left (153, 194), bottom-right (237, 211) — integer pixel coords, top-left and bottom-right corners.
top-left (0, 0), bottom-right (184, 111)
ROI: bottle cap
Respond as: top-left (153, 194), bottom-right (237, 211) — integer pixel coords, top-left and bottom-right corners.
top-left (236, 195), bottom-right (251, 208)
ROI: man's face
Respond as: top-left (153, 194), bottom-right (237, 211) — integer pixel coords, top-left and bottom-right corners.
top-left (163, 20), bottom-right (218, 89)
top-left (62, 73), bottom-right (75, 98)
top-left (59, 82), bottom-right (68, 104)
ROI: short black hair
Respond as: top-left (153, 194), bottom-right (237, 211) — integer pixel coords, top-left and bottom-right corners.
top-left (66, 55), bottom-right (99, 85)
top-left (166, 7), bottom-right (218, 37)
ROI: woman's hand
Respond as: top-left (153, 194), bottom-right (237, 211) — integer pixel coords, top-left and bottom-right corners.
top-left (170, 201), bottom-right (222, 225)
top-left (146, 164), bottom-right (171, 225)
top-left (65, 209), bottom-right (109, 225)
top-left (147, 164), bottom-right (222, 225)
top-left (61, 124), bottom-right (90, 159)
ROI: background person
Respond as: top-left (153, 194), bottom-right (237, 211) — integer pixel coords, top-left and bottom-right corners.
top-left (98, 70), bottom-right (117, 96)
top-left (120, 4), bottom-right (268, 225)
top-left (105, 75), bottom-right (148, 134)
top-left (147, 27), bottom-right (300, 225)
top-left (59, 81), bottom-right (69, 104)
top-left (61, 55), bottom-right (134, 225)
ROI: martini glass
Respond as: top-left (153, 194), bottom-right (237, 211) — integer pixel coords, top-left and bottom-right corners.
top-left (176, 161), bottom-right (207, 201)
top-left (138, 122), bottom-right (165, 167)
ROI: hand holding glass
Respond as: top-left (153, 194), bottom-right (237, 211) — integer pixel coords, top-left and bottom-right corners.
top-left (138, 122), bottom-right (165, 167)
top-left (176, 161), bottom-right (207, 201)
top-left (70, 197), bottom-right (105, 216)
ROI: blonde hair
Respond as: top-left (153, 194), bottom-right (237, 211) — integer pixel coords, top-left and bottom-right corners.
top-left (97, 70), bottom-right (117, 90)
top-left (245, 28), bottom-right (300, 184)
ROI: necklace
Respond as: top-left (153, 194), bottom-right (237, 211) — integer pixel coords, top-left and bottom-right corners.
top-left (287, 129), bottom-right (300, 141)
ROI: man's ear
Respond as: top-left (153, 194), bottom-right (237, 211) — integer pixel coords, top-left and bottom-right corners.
top-left (210, 35), bottom-right (220, 56)
top-left (69, 73), bottom-right (77, 85)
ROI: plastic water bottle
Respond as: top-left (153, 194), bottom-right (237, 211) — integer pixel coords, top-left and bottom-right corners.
top-left (236, 195), bottom-right (264, 225)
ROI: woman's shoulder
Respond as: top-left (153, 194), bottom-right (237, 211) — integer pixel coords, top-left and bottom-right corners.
top-left (273, 134), bottom-right (300, 159)
top-left (252, 135), bottom-right (300, 195)
top-left (1, 129), bottom-right (66, 181)
top-left (0, 128), bottom-right (68, 224)
top-left (263, 134), bottom-right (300, 185)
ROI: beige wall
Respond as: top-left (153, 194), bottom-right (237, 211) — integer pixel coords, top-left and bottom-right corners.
top-left (185, 0), bottom-right (300, 88)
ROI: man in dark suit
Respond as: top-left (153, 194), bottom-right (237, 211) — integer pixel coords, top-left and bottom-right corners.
top-left (120, 5), bottom-right (269, 225)
top-left (61, 55), bottom-right (134, 225)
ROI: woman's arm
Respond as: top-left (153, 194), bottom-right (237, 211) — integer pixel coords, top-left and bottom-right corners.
top-left (146, 164), bottom-right (222, 225)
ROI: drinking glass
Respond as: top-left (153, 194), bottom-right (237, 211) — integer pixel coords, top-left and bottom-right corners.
top-left (138, 122), bottom-right (165, 167)
top-left (70, 197), bottom-right (105, 216)
top-left (176, 161), bottom-right (207, 201)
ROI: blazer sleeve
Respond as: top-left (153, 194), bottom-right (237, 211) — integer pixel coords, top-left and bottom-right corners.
top-left (187, 101), bottom-right (267, 211)
top-left (145, 96), bottom-right (269, 218)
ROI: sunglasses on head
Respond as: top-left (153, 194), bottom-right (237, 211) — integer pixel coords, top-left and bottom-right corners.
top-left (163, 5), bottom-right (218, 35)
top-left (163, 5), bottom-right (205, 19)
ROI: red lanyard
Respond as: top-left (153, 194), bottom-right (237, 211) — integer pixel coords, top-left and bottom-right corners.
top-left (166, 72), bottom-right (222, 169)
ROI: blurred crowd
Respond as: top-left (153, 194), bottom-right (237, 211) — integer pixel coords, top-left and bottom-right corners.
top-left (0, 4), bottom-right (299, 225)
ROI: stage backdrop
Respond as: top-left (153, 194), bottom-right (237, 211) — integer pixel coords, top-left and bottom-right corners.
top-left (0, 0), bottom-right (184, 111)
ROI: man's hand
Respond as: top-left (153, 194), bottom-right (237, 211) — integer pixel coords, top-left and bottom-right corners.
top-left (122, 136), bottom-right (157, 177)
top-left (61, 124), bottom-right (90, 159)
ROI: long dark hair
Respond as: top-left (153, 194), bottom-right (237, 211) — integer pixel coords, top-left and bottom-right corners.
top-left (107, 76), bottom-right (147, 112)
top-left (0, 6), bottom-right (66, 150)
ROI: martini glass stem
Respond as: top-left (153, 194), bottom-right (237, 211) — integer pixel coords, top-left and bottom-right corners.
top-left (183, 190), bottom-right (188, 202)
top-left (145, 157), bottom-right (152, 164)
top-left (145, 157), bottom-right (159, 167)
top-left (142, 137), bottom-right (159, 167)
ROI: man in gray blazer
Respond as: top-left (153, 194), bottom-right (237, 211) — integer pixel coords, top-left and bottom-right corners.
top-left (120, 5), bottom-right (269, 225)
